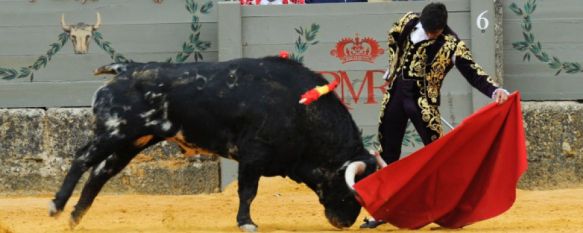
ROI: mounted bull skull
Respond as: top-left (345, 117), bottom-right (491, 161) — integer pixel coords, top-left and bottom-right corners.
top-left (61, 12), bottom-right (101, 54)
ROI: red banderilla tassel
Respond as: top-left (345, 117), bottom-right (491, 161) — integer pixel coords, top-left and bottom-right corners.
top-left (299, 79), bottom-right (339, 105)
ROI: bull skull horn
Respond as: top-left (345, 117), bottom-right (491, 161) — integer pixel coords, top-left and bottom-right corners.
top-left (344, 161), bottom-right (366, 191)
top-left (60, 14), bottom-right (71, 32)
top-left (93, 12), bottom-right (101, 30)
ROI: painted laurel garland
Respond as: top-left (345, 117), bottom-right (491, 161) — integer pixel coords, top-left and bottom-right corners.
top-left (290, 23), bottom-right (320, 63)
top-left (95, 0), bottom-right (214, 64)
top-left (0, 0), bottom-right (213, 80)
top-left (0, 33), bottom-right (68, 80)
top-left (362, 127), bottom-right (422, 152)
top-left (167, 0), bottom-right (213, 63)
top-left (92, 31), bottom-right (130, 63)
top-left (510, 0), bottom-right (583, 75)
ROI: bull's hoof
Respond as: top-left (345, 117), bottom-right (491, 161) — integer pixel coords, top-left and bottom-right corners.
top-left (48, 200), bottom-right (61, 218)
top-left (239, 223), bottom-right (258, 232)
top-left (69, 215), bottom-right (80, 230)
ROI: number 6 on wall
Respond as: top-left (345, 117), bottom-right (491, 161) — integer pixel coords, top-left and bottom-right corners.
top-left (477, 10), bottom-right (489, 33)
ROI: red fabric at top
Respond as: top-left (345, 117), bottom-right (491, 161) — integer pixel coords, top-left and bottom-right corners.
top-left (354, 92), bottom-right (528, 229)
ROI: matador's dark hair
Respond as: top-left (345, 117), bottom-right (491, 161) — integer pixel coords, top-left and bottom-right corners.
top-left (420, 2), bottom-right (448, 33)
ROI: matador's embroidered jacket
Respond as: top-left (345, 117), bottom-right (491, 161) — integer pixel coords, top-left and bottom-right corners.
top-left (380, 12), bottom-right (500, 136)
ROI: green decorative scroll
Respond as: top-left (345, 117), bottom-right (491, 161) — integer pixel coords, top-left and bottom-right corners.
top-left (290, 23), bottom-right (320, 63)
top-left (362, 134), bottom-right (379, 151)
top-left (96, 0), bottom-right (214, 64)
top-left (402, 127), bottom-right (422, 147)
top-left (1, 0), bottom-right (214, 81)
top-left (93, 31), bottom-right (130, 63)
top-left (0, 33), bottom-right (68, 80)
top-left (167, 0), bottom-right (213, 63)
top-left (362, 126), bottom-right (422, 152)
top-left (510, 0), bottom-right (583, 75)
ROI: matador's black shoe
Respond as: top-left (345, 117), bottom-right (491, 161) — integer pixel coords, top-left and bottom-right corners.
top-left (359, 217), bottom-right (386, 229)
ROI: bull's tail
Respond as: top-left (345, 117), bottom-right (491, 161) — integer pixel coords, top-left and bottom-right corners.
top-left (299, 79), bottom-right (340, 105)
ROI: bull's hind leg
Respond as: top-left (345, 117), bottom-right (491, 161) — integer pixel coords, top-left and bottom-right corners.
top-left (68, 139), bottom-right (159, 228)
top-left (49, 136), bottom-right (123, 218)
top-left (237, 163), bottom-right (261, 232)
top-left (235, 142), bottom-right (271, 232)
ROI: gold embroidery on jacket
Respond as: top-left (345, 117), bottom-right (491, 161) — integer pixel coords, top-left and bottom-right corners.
top-left (471, 64), bottom-right (488, 76)
top-left (377, 88), bottom-right (393, 153)
top-left (389, 12), bottom-right (417, 35)
top-left (417, 96), bottom-right (443, 137)
top-left (415, 35), bottom-right (458, 137)
top-left (408, 40), bottom-right (435, 78)
top-left (454, 40), bottom-right (473, 60)
top-left (455, 40), bottom-right (500, 87)
top-left (487, 76), bottom-right (500, 87)
top-left (386, 12), bottom-right (418, 87)
top-left (423, 35), bottom-right (456, 104)
top-left (388, 39), bottom-right (412, 86)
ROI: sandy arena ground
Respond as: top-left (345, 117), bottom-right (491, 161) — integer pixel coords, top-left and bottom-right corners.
top-left (0, 177), bottom-right (582, 233)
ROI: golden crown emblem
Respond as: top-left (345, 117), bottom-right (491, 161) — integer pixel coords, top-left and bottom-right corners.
top-left (330, 33), bottom-right (384, 64)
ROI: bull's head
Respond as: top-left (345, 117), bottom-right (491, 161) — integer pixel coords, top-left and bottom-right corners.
top-left (298, 155), bottom-right (375, 229)
top-left (61, 12), bottom-right (101, 54)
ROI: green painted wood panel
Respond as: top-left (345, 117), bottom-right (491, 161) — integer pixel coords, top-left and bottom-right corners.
top-left (230, 2), bottom-right (477, 125)
top-left (0, 81), bottom-right (104, 108)
top-left (239, 0), bottom-right (469, 16)
top-left (0, 52), bottom-right (218, 83)
top-left (240, 13), bottom-right (470, 45)
top-left (0, 0), bottom-right (219, 107)
top-left (0, 24), bottom-right (217, 56)
top-left (503, 0), bottom-right (583, 100)
top-left (0, 0), bottom-right (217, 26)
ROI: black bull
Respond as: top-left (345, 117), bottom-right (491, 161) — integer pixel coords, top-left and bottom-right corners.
top-left (49, 56), bottom-right (376, 231)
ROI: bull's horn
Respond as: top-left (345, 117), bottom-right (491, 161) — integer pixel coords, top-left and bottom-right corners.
top-left (93, 12), bottom-right (101, 30)
top-left (60, 14), bottom-right (71, 32)
top-left (344, 161), bottom-right (366, 191)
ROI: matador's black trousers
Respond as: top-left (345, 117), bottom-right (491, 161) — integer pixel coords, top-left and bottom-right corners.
top-left (378, 76), bottom-right (441, 165)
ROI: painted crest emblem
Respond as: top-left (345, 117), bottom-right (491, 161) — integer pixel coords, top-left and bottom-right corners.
top-left (330, 34), bottom-right (384, 64)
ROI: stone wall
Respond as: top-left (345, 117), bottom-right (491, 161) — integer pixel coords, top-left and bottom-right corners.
top-left (494, 0), bottom-right (504, 85)
top-left (520, 101), bottom-right (583, 189)
top-left (2, 103), bottom-right (583, 194)
top-left (0, 108), bottom-right (220, 195)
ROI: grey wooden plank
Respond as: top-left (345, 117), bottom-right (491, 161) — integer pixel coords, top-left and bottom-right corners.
top-left (0, 52), bottom-right (219, 83)
top-left (0, 23), bottom-right (217, 56)
top-left (504, 75), bottom-right (583, 100)
top-left (241, 13), bottom-right (470, 45)
top-left (241, 40), bottom-right (473, 71)
top-left (0, 81), bottom-right (105, 108)
top-left (502, 0), bottom-right (583, 101)
top-left (0, 0), bottom-right (218, 26)
top-left (504, 48), bottom-right (583, 74)
top-left (240, 0), bottom-right (469, 17)
top-left (504, 21), bottom-right (583, 44)
top-left (218, 2), bottom-right (243, 61)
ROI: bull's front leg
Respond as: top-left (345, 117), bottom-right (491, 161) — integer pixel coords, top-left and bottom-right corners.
top-left (50, 138), bottom-right (118, 217)
top-left (69, 147), bottom-right (139, 229)
top-left (237, 163), bottom-right (261, 232)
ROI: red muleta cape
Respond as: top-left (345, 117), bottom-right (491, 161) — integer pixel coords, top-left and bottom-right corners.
top-left (354, 92), bottom-right (528, 229)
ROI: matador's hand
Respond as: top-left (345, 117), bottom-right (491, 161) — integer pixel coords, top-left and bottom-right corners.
top-left (493, 89), bottom-right (509, 104)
